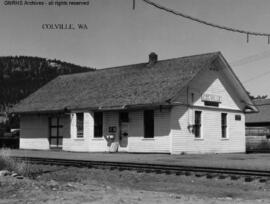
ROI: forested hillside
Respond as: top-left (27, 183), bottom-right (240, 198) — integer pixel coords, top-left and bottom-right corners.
top-left (0, 56), bottom-right (94, 112)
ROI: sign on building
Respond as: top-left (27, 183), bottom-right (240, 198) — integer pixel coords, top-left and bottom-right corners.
top-left (201, 94), bottom-right (222, 103)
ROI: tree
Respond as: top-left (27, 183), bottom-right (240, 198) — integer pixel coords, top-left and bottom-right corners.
top-left (247, 91), bottom-right (268, 100)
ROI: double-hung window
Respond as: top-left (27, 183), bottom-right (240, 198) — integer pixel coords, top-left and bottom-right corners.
top-left (221, 113), bottom-right (227, 138)
top-left (194, 111), bottom-right (202, 138)
top-left (76, 113), bottom-right (84, 138)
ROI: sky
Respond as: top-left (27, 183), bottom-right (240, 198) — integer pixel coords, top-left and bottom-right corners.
top-left (0, 0), bottom-right (270, 96)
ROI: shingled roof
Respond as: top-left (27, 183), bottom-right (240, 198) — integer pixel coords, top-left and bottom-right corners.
top-left (246, 99), bottom-right (270, 123)
top-left (12, 52), bottom-right (247, 114)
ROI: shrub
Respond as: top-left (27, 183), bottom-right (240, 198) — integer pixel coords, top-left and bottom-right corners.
top-left (0, 148), bottom-right (30, 176)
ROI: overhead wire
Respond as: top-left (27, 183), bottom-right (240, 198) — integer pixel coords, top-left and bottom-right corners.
top-left (242, 70), bottom-right (270, 84)
top-left (133, 0), bottom-right (270, 84)
top-left (140, 0), bottom-right (270, 43)
top-left (134, 0), bottom-right (270, 65)
top-left (230, 50), bottom-right (270, 67)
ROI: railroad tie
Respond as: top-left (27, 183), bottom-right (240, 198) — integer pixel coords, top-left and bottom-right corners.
top-left (175, 171), bottom-right (185, 176)
top-left (155, 170), bottom-right (163, 174)
top-left (244, 177), bottom-right (254, 182)
top-left (206, 174), bottom-right (218, 179)
top-left (230, 175), bottom-right (240, 180)
top-left (259, 178), bottom-right (267, 183)
top-left (218, 175), bottom-right (227, 179)
top-left (145, 169), bottom-right (153, 173)
top-left (195, 173), bottom-right (205, 177)
top-left (184, 171), bottom-right (192, 176)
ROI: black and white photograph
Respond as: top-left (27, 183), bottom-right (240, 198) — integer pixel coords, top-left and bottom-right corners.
top-left (1, 0), bottom-right (270, 203)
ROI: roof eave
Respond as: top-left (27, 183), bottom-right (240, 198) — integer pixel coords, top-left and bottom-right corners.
top-left (14, 102), bottom-right (174, 114)
top-left (246, 121), bottom-right (270, 124)
top-left (216, 53), bottom-right (258, 113)
top-left (12, 109), bottom-right (69, 115)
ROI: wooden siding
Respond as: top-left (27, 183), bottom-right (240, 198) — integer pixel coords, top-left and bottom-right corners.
top-left (63, 112), bottom-right (108, 152)
top-left (63, 110), bottom-right (171, 153)
top-left (171, 67), bottom-right (245, 154)
top-left (62, 112), bottom-right (118, 152)
top-left (246, 127), bottom-right (270, 153)
top-left (63, 110), bottom-right (172, 153)
top-left (127, 110), bottom-right (171, 153)
top-left (19, 67), bottom-right (245, 154)
top-left (63, 113), bottom-right (89, 152)
top-left (176, 68), bottom-right (244, 111)
top-left (246, 135), bottom-right (270, 152)
top-left (20, 115), bottom-right (50, 150)
top-left (103, 111), bottom-right (119, 142)
top-left (170, 106), bottom-right (245, 154)
top-left (92, 111), bottom-right (116, 152)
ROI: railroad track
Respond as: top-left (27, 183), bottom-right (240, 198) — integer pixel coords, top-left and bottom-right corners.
top-left (13, 156), bottom-right (270, 182)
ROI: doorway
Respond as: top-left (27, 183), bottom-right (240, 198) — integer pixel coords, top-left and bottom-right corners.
top-left (118, 112), bottom-right (129, 152)
top-left (48, 117), bottom-right (63, 149)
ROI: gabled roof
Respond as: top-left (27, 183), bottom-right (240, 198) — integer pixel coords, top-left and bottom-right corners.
top-left (246, 99), bottom-right (270, 123)
top-left (12, 52), bottom-right (255, 114)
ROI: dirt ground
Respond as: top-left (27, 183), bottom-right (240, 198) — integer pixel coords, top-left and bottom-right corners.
top-left (1, 165), bottom-right (270, 204)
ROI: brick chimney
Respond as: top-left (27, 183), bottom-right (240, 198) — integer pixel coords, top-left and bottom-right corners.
top-left (148, 52), bottom-right (158, 65)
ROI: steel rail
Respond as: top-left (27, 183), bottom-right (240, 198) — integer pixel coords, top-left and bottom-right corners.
top-left (13, 156), bottom-right (270, 179)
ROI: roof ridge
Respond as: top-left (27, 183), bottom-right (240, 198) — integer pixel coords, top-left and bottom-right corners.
top-left (59, 51), bottom-right (221, 78)
top-left (99, 51), bottom-right (220, 70)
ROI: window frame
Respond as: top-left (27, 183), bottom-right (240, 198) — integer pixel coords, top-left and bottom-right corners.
top-left (94, 112), bottom-right (103, 138)
top-left (76, 113), bottom-right (84, 138)
top-left (144, 110), bottom-right (154, 139)
top-left (221, 113), bottom-right (228, 139)
top-left (194, 110), bottom-right (202, 139)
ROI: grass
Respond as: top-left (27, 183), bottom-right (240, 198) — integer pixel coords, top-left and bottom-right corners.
top-left (0, 148), bottom-right (30, 176)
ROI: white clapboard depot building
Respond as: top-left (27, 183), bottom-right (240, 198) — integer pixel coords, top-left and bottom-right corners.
top-left (12, 52), bottom-right (257, 154)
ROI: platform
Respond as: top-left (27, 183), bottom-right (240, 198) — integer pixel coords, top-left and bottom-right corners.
top-left (6, 149), bottom-right (270, 171)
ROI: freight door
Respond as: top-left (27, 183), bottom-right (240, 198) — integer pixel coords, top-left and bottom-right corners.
top-left (49, 117), bottom-right (63, 149)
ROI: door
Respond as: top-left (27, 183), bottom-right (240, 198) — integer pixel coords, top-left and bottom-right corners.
top-left (49, 117), bottom-right (63, 149)
top-left (118, 112), bottom-right (129, 152)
